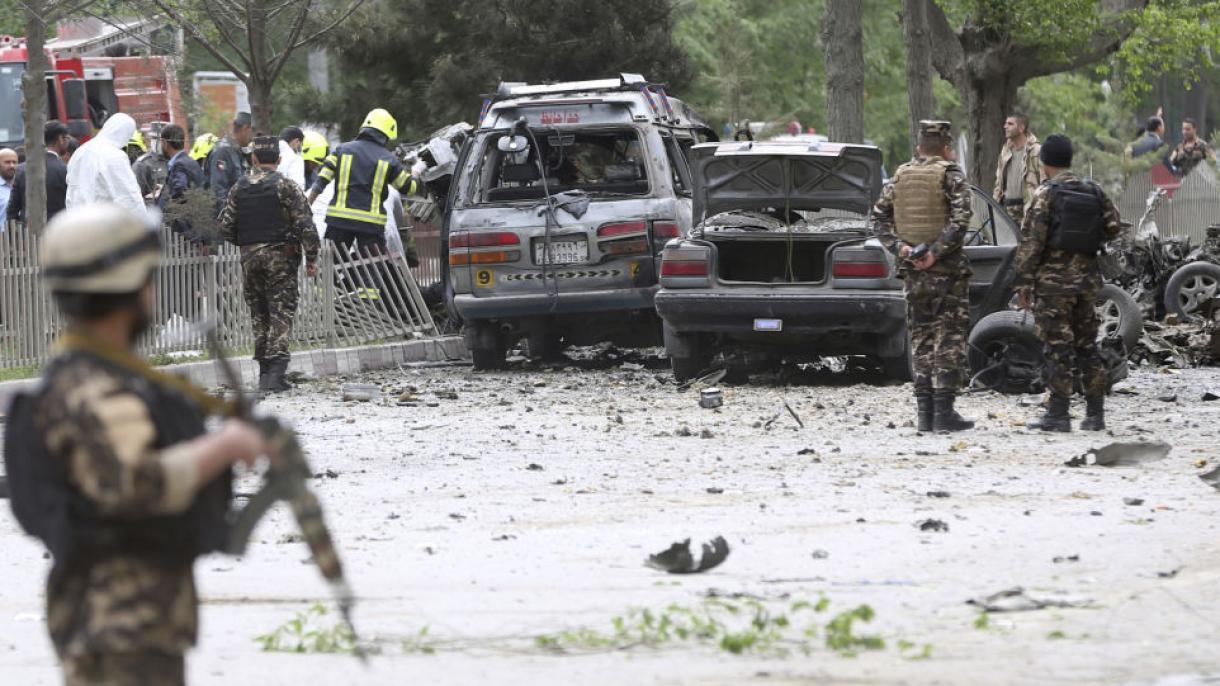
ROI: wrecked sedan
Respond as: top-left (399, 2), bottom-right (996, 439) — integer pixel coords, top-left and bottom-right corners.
top-left (653, 140), bottom-right (1140, 385)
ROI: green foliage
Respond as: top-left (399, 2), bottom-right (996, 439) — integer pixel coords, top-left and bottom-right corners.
top-left (255, 603), bottom-right (364, 655)
top-left (973, 611), bottom-right (991, 630)
top-left (533, 596), bottom-right (885, 658)
top-left (1114, 1), bottom-right (1220, 97)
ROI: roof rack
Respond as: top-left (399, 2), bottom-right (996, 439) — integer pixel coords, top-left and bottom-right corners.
top-left (492, 73), bottom-right (649, 101)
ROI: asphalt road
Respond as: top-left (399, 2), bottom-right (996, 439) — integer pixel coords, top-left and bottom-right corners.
top-left (3, 352), bottom-right (1220, 685)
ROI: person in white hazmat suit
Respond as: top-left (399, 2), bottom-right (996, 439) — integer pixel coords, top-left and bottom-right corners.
top-left (65, 113), bottom-right (147, 217)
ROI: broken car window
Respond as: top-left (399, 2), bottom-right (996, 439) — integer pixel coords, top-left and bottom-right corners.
top-left (477, 128), bottom-right (650, 203)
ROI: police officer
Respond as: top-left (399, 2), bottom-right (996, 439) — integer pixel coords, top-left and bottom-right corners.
top-left (209, 112), bottom-right (254, 214)
top-left (306, 108), bottom-right (422, 253)
top-left (132, 130), bottom-right (169, 204)
top-left (4, 204), bottom-right (268, 685)
top-left (219, 135), bottom-right (320, 392)
top-left (1014, 134), bottom-right (1122, 432)
top-left (872, 120), bottom-right (975, 433)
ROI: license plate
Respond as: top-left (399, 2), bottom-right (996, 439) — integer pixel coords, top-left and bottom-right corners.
top-left (534, 238), bottom-right (588, 265)
top-left (754, 318), bottom-right (783, 332)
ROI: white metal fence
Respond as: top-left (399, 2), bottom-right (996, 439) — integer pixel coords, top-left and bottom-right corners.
top-left (0, 227), bottom-right (438, 370)
top-left (1117, 165), bottom-right (1220, 244)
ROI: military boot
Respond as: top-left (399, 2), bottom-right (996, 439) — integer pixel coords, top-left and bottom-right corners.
top-left (1079, 395), bottom-right (1105, 431)
top-left (1028, 394), bottom-right (1071, 432)
top-left (915, 388), bottom-right (934, 432)
top-left (932, 390), bottom-right (974, 432)
top-left (257, 359), bottom-right (274, 393)
top-left (264, 358), bottom-right (293, 393)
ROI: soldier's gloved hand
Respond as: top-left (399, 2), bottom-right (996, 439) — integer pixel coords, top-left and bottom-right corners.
top-left (911, 250), bottom-right (937, 271)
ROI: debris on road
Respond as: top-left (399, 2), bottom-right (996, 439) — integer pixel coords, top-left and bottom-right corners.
top-left (1064, 441), bottom-right (1172, 467)
top-left (341, 383), bottom-right (380, 402)
top-left (1123, 497), bottom-right (1145, 506)
top-left (926, 491), bottom-right (951, 498)
top-left (812, 549), bottom-right (830, 560)
top-left (966, 587), bottom-right (1092, 612)
top-left (1198, 465), bottom-right (1220, 490)
top-left (1052, 555), bottom-right (1080, 563)
top-left (646, 536), bottom-right (731, 574)
top-left (917, 519), bottom-right (949, 533)
top-left (699, 388), bottom-right (724, 409)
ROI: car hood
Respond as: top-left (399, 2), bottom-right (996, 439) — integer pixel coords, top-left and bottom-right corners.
top-left (690, 141), bottom-right (883, 220)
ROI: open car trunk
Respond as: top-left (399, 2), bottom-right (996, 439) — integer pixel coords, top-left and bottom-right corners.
top-left (699, 211), bottom-right (870, 284)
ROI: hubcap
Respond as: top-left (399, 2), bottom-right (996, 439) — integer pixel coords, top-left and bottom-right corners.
top-left (1177, 274), bottom-right (1220, 313)
top-left (1094, 298), bottom-right (1122, 341)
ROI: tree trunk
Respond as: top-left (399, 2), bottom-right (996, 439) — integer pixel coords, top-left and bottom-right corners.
top-left (821, 0), bottom-right (864, 144)
top-left (22, 3), bottom-right (48, 235)
top-left (249, 79), bottom-right (274, 133)
top-left (901, 0), bottom-right (935, 149)
top-left (961, 77), bottom-right (1019, 189)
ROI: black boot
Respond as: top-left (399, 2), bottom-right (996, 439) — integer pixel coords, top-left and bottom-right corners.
top-left (265, 358), bottom-right (293, 393)
top-left (1079, 395), bottom-right (1105, 431)
top-left (933, 390), bottom-right (974, 432)
top-left (915, 388), bottom-right (933, 432)
top-left (257, 359), bottom-right (273, 393)
top-left (1028, 394), bottom-right (1071, 432)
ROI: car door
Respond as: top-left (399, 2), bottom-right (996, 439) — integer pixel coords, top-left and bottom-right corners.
top-left (962, 186), bottom-right (1020, 322)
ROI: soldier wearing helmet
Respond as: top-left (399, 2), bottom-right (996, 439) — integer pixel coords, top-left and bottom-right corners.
top-left (2, 205), bottom-right (269, 685)
top-left (306, 108), bottom-right (423, 253)
top-left (871, 120), bottom-right (975, 433)
top-left (219, 135), bottom-right (320, 392)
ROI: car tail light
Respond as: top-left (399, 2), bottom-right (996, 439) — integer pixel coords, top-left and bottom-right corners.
top-left (597, 221), bottom-right (648, 239)
top-left (832, 247), bottom-right (889, 279)
top-left (652, 221), bottom-right (680, 240)
top-left (449, 250), bottom-right (521, 266)
top-left (449, 232), bottom-right (520, 249)
top-left (659, 244), bottom-right (712, 286)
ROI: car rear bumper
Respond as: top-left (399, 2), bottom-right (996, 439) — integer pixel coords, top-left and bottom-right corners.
top-left (655, 289), bottom-right (907, 338)
top-left (455, 286), bottom-right (658, 320)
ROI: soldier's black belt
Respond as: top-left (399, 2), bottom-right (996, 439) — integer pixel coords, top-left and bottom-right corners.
top-left (1003, 198), bottom-right (1024, 207)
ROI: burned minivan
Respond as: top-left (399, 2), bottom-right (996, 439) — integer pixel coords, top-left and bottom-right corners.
top-left (444, 74), bottom-right (715, 368)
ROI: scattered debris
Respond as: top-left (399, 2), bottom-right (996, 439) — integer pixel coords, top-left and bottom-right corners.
top-left (966, 587), bottom-right (1092, 613)
top-left (1203, 391), bottom-right (1220, 401)
top-left (312, 469), bottom-right (340, 479)
top-left (646, 536), bottom-right (731, 574)
top-left (706, 487), bottom-right (725, 494)
top-left (812, 549), bottom-right (830, 560)
top-left (1199, 465), bottom-right (1220, 490)
top-left (926, 490), bottom-right (951, 499)
top-left (917, 519), bottom-right (949, 533)
top-left (699, 388), bottom-right (724, 409)
top-left (1052, 555), bottom-right (1080, 564)
top-left (1123, 497), bottom-right (1145, 506)
top-left (1064, 441), bottom-right (1172, 467)
top-left (526, 463), bottom-right (545, 471)
top-left (784, 401), bottom-right (805, 429)
top-left (340, 383), bottom-right (380, 402)
top-left (1158, 568), bottom-right (1182, 579)
top-left (1157, 394), bottom-right (1178, 402)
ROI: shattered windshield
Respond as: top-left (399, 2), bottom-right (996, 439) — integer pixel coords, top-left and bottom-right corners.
top-left (0, 64), bottom-right (25, 146)
top-left (699, 208), bottom-right (868, 233)
top-left (475, 128), bottom-right (649, 203)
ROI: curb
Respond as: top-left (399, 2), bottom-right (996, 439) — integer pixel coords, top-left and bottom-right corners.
top-left (0, 335), bottom-right (468, 409)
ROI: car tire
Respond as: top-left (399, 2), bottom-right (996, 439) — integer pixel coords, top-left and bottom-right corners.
top-left (1163, 261), bottom-right (1220, 321)
top-left (466, 322), bottom-right (508, 370)
top-left (527, 333), bottom-right (565, 362)
top-left (880, 342), bottom-right (913, 382)
top-left (1095, 283), bottom-right (1142, 353)
top-left (967, 310), bottom-right (1045, 394)
top-left (663, 323), bottom-right (712, 382)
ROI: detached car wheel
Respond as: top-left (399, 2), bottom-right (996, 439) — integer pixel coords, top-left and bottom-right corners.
top-left (1164, 261), bottom-right (1220, 321)
top-left (968, 311), bottom-right (1045, 394)
top-left (880, 346), bottom-right (913, 382)
top-left (1095, 283), bottom-right (1142, 353)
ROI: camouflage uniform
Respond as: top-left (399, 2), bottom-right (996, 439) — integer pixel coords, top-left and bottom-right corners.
top-left (993, 134), bottom-right (1045, 225)
top-left (1169, 138), bottom-right (1216, 179)
top-left (219, 168), bottom-right (319, 363)
top-left (1013, 171), bottom-right (1122, 399)
top-left (873, 143), bottom-right (974, 391)
top-left (31, 349), bottom-right (223, 686)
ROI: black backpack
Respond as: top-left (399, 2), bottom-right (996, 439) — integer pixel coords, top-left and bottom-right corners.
top-left (1047, 178), bottom-right (1106, 255)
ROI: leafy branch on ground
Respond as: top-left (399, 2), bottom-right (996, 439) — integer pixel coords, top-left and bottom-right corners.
top-left (255, 603), bottom-right (368, 655)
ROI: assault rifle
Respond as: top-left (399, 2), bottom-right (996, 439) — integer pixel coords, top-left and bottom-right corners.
top-left (205, 329), bottom-right (365, 661)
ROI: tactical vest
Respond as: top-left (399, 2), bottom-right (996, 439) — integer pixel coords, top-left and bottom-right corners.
top-left (892, 160), bottom-right (950, 245)
top-left (3, 352), bottom-right (232, 566)
top-left (233, 174), bottom-right (290, 245)
top-left (1047, 178), bottom-right (1106, 255)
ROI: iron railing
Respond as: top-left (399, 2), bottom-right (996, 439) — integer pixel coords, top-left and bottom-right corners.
top-left (0, 227), bottom-right (437, 370)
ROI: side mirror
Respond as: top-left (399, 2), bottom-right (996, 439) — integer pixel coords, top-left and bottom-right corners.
top-left (497, 135), bottom-right (529, 154)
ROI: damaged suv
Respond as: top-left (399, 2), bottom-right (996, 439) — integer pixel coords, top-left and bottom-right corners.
top-left (653, 140), bottom-right (1060, 383)
top-left (444, 74), bottom-right (715, 368)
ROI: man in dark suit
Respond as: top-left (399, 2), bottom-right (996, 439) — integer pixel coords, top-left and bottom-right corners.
top-left (7, 121), bottom-right (70, 225)
top-left (157, 124), bottom-right (208, 245)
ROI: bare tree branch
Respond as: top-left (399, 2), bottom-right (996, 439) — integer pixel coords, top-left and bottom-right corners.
top-left (925, 0), bottom-right (965, 87)
top-left (149, 0), bottom-right (250, 79)
top-left (267, 2), bottom-right (311, 82)
top-left (284, 0), bottom-right (368, 54)
top-left (202, 2), bottom-right (254, 66)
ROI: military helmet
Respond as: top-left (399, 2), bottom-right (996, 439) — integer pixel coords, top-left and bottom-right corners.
top-left (361, 108), bottom-right (398, 141)
top-left (300, 131), bottom-right (329, 164)
top-left (127, 129), bottom-right (147, 152)
top-left (190, 132), bottom-right (219, 162)
top-left (41, 205), bottom-right (160, 293)
top-left (918, 120), bottom-right (952, 147)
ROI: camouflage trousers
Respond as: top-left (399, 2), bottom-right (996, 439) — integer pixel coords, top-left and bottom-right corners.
top-left (242, 247), bottom-right (299, 362)
top-left (903, 270), bottom-right (970, 391)
top-left (1034, 282), bottom-right (1106, 398)
top-left (63, 651), bottom-right (185, 686)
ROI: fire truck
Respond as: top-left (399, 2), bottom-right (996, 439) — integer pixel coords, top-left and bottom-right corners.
top-left (0, 18), bottom-right (184, 150)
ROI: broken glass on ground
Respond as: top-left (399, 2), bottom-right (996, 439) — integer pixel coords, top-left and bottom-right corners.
top-left (646, 536), bottom-right (730, 574)
top-left (966, 587), bottom-right (1093, 612)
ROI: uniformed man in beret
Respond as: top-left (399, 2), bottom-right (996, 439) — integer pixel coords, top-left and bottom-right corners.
top-left (872, 120), bottom-right (975, 433)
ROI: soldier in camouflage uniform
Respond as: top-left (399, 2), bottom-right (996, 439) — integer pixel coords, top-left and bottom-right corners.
top-left (219, 135), bottom-right (320, 392)
top-left (872, 120), bottom-right (975, 433)
top-left (1014, 134), bottom-right (1122, 432)
top-left (1168, 118), bottom-right (1216, 179)
top-left (2, 205), bottom-right (268, 685)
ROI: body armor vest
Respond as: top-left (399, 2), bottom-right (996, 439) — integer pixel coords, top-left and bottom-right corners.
top-left (3, 352), bottom-right (232, 565)
top-left (892, 160), bottom-right (950, 245)
top-left (1047, 178), bottom-right (1106, 255)
top-left (233, 174), bottom-right (290, 245)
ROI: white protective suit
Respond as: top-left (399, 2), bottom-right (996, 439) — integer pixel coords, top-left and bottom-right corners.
top-left (310, 184), bottom-right (404, 257)
top-left (64, 113), bottom-right (147, 217)
top-left (277, 140), bottom-right (306, 188)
